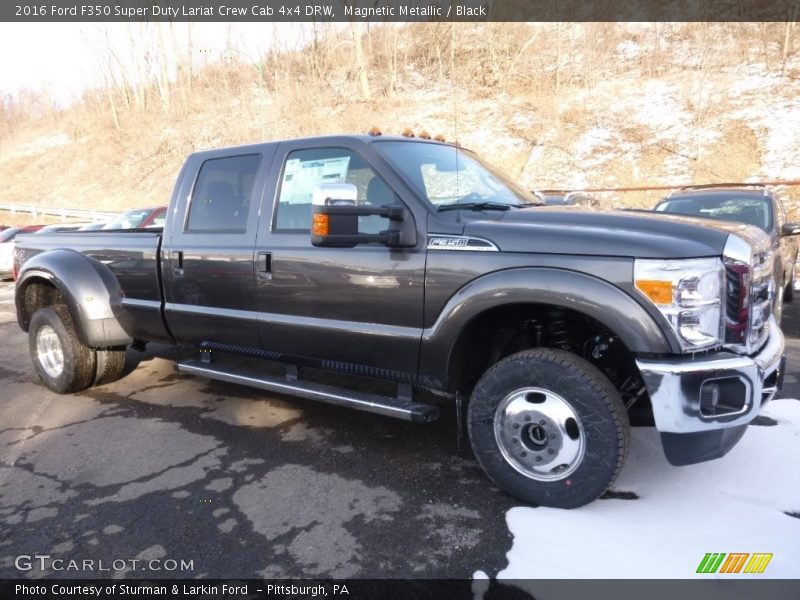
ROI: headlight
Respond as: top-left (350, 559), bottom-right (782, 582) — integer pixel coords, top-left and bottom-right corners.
top-left (634, 257), bottom-right (724, 352)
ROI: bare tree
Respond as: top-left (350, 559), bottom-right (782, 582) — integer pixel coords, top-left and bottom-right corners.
top-left (155, 22), bottom-right (171, 113)
top-left (782, 2), bottom-right (799, 76)
top-left (350, 21), bottom-right (372, 100)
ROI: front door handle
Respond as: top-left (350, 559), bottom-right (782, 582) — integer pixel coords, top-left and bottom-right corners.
top-left (257, 252), bottom-right (272, 280)
top-left (173, 250), bottom-right (184, 277)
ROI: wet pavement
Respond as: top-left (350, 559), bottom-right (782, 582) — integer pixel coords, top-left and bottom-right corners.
top-left (0, 280), bottom-right (798, 580)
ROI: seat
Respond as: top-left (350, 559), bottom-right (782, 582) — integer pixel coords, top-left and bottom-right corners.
top-left (362, 177), bottom-right (395, 234)
top-left (366, 176), bottom-right (394, 206)
top-left (204, 182), bottom-right (240, 229)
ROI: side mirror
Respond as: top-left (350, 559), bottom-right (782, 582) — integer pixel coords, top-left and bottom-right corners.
top-left (781, 223), bottom-right (800, 236)
top-left (310, 183), bottom-right (416, 248)
top-left (312, 183), bottom-right (358, 207)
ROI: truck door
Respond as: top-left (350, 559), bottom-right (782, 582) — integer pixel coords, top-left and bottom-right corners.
top-left (162, 149), bottom-right (273, 347)
top-left (254, 141), bottom-right (427, 376)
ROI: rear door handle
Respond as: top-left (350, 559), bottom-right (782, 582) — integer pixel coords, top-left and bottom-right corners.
top-left (257, 251), bottom-right (272, 280)
top-left (173, 250), bottom-right (184, 277)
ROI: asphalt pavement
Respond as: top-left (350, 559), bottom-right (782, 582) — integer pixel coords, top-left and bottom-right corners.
top-left (0, 279), bottom-right (798, 580)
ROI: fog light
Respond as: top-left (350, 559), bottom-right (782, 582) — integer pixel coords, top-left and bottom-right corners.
top-left (699, 378), bottom-right (748, 416)
top-left (699, 382), bottom-right (720, 415)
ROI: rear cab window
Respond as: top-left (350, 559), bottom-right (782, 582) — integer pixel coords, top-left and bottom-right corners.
top-left (186, 154), bottom-right (262, 233)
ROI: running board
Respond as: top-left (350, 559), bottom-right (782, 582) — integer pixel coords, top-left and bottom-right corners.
top-left (176, 359), bottom-right (439, 423)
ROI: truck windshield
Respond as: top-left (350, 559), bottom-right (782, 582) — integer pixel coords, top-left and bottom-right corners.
top-left (656, 195), bottom-right (772, 232)
top-left (375, 141), bottom-right (538, 209)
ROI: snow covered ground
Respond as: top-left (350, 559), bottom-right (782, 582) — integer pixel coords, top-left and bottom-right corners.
top-left (491, 399), bottom-right (800, 584)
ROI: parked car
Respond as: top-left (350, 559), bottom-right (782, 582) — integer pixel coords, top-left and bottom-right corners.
top-left (533, 189), bottom-right (599, 207)
top-left (79, 222), bottom-right (109, 231)
top-left (102, 206), bottom-right (166, 230)
top-left (0, 225), bottom-right (43, 278)
top-left (13, 135), bottom-right (784, 508)
top-left (655, 184), bottom-right (799, 321)
top-left (34, 223), bottom-right (90, 234)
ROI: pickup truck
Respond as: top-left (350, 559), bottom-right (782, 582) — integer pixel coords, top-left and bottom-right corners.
top-left (655, 184), bottom-right (800, 322)
top-left (13, 134), bottom-right (786, 508)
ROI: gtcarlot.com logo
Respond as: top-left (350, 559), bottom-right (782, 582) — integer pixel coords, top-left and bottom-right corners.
top-left (696, 552), bottom-right (773, 574)
top-left (15, 554), bottom-right (194, 572)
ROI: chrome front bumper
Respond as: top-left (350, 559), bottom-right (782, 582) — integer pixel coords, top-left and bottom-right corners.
top-left (635, 316), bottom-right (785, 435)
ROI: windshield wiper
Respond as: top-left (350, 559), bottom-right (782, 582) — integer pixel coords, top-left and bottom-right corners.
top-left (437, 201), bottom-right (521, 212)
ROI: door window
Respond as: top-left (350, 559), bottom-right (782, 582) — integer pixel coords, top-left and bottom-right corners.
top-left (187, 154), bottom-right (261, 233)
top-left (274, 148), bottom-right (396, 233)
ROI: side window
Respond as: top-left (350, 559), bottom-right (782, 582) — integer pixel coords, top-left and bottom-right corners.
top-left (274, 148), bottom-right (396, 233)
top-left (186, 154), bottom-right (261, 232)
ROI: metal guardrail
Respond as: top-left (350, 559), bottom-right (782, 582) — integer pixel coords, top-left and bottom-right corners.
top-left (539, 179), bottom-right (800, 194)
top-left (0, 204), bottom-right (118, 222)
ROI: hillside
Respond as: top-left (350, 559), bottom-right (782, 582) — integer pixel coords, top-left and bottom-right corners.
top-left (1, 22), bottom-right (799, 218)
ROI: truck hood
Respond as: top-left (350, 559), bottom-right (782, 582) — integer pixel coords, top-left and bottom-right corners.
top-left (463, 206), bottom-right (767, 259)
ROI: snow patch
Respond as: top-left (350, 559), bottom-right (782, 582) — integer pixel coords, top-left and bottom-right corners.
top-left (472, 571), bottom-right (490, 600)
top-left (498, 399), bottom-right (800, 584)
top-left (0, 133), bottom-right (70, 162)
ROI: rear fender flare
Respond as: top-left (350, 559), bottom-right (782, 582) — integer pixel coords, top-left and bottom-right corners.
top-left (16, 249), bottom-right (132, 347)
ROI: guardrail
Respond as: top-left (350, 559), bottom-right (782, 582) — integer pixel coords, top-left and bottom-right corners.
top-left (0, 204), bottom-right (119, 222)
top-left (533, 179), bottom-right (800, 194)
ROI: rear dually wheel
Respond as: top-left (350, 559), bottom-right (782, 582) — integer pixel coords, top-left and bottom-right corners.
top-left (28, 305), bottom-right (96, 394)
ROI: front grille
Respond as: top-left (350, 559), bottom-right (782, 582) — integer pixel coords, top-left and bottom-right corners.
top-left (724, 249), bottom-right (772, 353)
top-left (724, 263), bottom-right (749, 345)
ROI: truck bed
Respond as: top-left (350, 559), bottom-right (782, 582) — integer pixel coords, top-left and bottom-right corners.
top-left (15, 229), bottom-right (169, 342)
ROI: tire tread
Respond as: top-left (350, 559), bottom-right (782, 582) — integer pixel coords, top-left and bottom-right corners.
top-left (468, 348), bottom-right (630, 508)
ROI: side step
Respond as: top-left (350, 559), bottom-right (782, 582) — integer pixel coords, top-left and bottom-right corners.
top-left (176, 359), bottom-right (439, 424)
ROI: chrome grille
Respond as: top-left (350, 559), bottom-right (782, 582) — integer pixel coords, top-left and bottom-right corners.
top-left (748, 248), bottom-right (773, 351)
top-left (724, 262), bottom-right (748, 346)
top-left (723, 233), bottom-right (773, 354)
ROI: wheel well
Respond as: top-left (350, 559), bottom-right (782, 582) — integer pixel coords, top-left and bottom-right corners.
top-left (18, 279), bottom-right (64, 332)
top-left (448, 303), bottom-right (652, 422)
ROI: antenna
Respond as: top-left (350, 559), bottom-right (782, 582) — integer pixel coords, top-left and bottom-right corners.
top-left (451, 23), bottom-right (460, 221)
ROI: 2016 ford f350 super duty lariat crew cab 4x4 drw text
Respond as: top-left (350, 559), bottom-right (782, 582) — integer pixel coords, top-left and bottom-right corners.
top-left (13, 134), bottom-right (786, 508)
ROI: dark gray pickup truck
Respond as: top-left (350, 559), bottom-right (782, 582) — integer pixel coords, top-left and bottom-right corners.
top-left (13, 134), bottom-right (786, 508)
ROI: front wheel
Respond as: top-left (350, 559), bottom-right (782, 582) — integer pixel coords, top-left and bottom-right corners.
top-left (784, 270), bottom-right (795, 303)
top-left (29, 305), bottom-right (96, 394)
top-left (468, 348), bottom-right (629, 508)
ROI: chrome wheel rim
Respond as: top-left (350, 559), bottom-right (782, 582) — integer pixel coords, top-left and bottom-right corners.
top-left (36, 325), bottom-right (64, 379)
top-left (494, 387), bottom-right (585, 481)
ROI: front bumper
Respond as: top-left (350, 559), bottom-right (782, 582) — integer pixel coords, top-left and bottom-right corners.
top-left (636, 316), bottom-right (785, 465)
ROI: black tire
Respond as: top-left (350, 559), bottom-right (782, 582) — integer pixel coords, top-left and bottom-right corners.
top-left (94, 348), bottom-right (127, 386)
top-left (784, 272), bottom-right (794, 303)
top-left (468, 348), bottom-right (629, 509)
top-left (28, 305), bottom-right (96, 394)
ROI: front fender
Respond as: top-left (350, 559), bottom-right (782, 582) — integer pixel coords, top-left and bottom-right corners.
top-left (16, 249), bottom-right (132, 347)
top-left (418, 267), bottom-right (677, 388)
